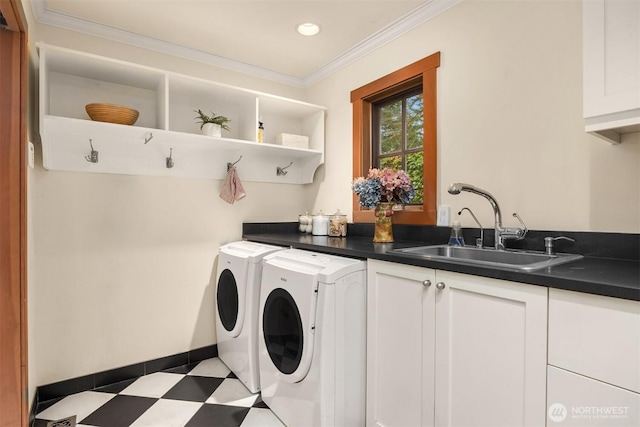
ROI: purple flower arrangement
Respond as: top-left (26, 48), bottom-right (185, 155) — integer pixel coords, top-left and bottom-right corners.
top-left (352, 168), bottom-right (416, 209)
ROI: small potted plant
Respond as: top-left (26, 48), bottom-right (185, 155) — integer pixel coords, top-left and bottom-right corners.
top-left (194, 109), bottom-right (231, 137)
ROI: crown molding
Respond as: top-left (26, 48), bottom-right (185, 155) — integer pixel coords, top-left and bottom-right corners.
top-left (31, 0), bottom-right (303, 86)
top-left (32, 0), bottom-right (462, 88)
top-left (302, 0), bottom-right (462, 86)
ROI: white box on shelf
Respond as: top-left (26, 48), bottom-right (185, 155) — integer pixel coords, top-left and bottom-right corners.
top-left (275, 133), bottom-right (309, 149)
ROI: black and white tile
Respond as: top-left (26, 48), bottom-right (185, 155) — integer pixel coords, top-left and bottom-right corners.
top-left (34, 358), bottom-right (285, 427)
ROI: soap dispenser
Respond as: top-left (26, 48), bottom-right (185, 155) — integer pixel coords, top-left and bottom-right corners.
top-left (448, 220), bottom-right (465, 246)
top-left (257, 121), bottom-right (264, 143)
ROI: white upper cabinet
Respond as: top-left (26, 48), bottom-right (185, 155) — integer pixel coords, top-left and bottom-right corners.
top-left (583, 0), bottom-right (640, 144)
top-left (37, 43), bottom-right (326, 184)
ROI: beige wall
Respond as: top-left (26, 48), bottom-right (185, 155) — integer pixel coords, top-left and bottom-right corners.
top-left (25, 0), bottom-right (639, 393)
top-left (30, 169), bottom-right (307, 386)
top-left (308, 0), bottom-right (640, 233)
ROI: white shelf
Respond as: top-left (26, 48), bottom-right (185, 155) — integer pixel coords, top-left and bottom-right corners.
top-left (37, 43), bottom-right (326, 184)
top-left (42, 116), bottom-right (323, 184)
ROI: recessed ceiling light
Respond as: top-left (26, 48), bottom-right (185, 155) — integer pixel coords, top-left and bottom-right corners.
top-left (297, 23), bottom-right (320, 36)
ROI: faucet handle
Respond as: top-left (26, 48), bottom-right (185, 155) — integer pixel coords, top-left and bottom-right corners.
top-left (512, 212), bottom-right (528, 239)
top-left (513, 212), bottom-right (529, 232)
top-left (498, 213), bottom-right (528, 243)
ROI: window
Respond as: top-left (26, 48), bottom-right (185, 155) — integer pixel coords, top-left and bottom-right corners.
top-left (372, 86), bottom-right (424, 204)
top-left (351, 52), bottom-right (440, 224)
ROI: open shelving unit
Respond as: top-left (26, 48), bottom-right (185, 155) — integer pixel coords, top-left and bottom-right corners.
top-left (37, 43), bottom-right (326, 184)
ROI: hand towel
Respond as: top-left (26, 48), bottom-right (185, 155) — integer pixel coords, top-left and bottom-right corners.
top-left (220, 166), bottom-right (246, 204)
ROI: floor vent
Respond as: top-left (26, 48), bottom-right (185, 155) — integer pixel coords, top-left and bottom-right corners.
top-left (47, 415), bottom-right (76, 427)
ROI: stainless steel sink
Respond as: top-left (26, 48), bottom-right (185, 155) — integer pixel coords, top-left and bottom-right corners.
top-left (388, 245), bottom-right (583, 272)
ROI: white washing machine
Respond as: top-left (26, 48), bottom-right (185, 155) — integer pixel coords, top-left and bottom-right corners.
top-left (215, 241), bottom-right (283, 393)
top-left (258, 248), bottom-right (367, 427)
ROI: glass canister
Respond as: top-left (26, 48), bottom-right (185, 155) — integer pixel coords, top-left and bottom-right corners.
top-left (312, 211), bottom-right (329, 236)
top-left (328, 210), bottom-right (347, 237)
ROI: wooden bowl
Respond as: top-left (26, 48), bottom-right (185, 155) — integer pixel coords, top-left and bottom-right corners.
top-left (85, 103), bottom-right (139, 125)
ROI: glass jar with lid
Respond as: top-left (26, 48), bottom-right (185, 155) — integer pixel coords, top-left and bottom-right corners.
top-left (312, 211), bottom-right (329, 236)
top-left (328, 210), bottom-right (347, 237)
top-left (298, 212), bottom-right (312, 233)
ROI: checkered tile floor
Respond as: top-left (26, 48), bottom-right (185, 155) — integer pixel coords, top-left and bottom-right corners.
top-left (34, 358), bottom-right (285, 427)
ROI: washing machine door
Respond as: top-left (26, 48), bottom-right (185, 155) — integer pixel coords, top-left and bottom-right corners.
top-left (216, 241), bottom-right (283, 340)
top-left (260, 262), bottom-right (318, 384)
top-left (217, 267), bottom-right (245, 337)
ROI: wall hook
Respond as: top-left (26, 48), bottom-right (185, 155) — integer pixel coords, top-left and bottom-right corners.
top-left (144, 132), bottom-right (154, 144)
top-left (85, 139), bottom-right (98, 163)
top-left (166, 147), bottom-right (174, 168)
top-left (227, 155), bottom-right (243, 171)
top-left (276, 161), bottom-right (293, 176)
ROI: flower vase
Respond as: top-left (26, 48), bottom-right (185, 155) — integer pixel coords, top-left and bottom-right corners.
top-left (373, 202), bottom-right (394, 243)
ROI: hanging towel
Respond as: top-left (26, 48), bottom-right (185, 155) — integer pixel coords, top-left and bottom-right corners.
top-left (220, 166), bottom-right (246, 204)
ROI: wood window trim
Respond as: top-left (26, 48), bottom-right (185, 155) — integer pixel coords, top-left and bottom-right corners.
top-left (351, 52), bottom-right (440, 225)
top-left (0, 0), bottom-right (28, 425)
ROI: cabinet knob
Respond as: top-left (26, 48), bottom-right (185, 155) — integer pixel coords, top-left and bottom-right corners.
top-left (436, 282), bottom-right (446, 290)
top-left (422, 280), bottom-right (431, 287)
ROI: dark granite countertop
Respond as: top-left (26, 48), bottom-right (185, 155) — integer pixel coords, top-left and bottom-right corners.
top-left (243, 226), bottom-right (640, 302)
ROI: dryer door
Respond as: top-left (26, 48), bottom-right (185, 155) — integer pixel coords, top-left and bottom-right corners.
top-left (260, 262), bottom-right (318, 384)
top-left (263, 288), bottom-right (304, 374)
top-left (216, 264), bottom-right (246, 338)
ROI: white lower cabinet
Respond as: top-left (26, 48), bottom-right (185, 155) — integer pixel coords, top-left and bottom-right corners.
top-left (548, 288), bottom-right (640, 393)
top-left (434, 270), bottom-right (548, 427)
top-left (547, 288), bottom-right (640, 426)
top-left (366, 260), bottom-right (548, 427)
top-left (366, 261), bottom-right (436, 427)
top-left (547, 366), bottom-right (640, 427)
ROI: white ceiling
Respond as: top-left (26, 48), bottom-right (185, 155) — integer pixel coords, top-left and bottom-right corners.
top-left (31, 0), bottom-right (461, 87)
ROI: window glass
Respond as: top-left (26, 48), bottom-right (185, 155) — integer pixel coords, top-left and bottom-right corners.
top-left (379, 100), bottom-right (402, 154)
top-left (406, 93), bottom-right (423, 150)
top-left (374, 87), bottom-right (424, 205)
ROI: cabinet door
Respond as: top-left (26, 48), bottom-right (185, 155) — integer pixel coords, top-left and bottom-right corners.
top-left (434, 271), bottom-right (548, 427)
top-left (366, 260), bottom-right (436, 427)
top-left (549, 288), bottom-right (640, 393)
top-left (583, 0), bottom-right (640, 139)
top-left (583, 0), bottom-right (640, 118)
top-left (547, 365), bottom-right (640, 426)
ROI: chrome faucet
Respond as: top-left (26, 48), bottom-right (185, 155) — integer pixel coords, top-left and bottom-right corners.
top-left (458, 207), bottom-right (484, 248)
top-left (448, 183), bottom-right (527, 250)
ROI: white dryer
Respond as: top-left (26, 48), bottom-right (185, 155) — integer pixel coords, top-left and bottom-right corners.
top-left (215, 241), bottom-right (282, 393)
top-left (258, 248), bottom-right (367, 427)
